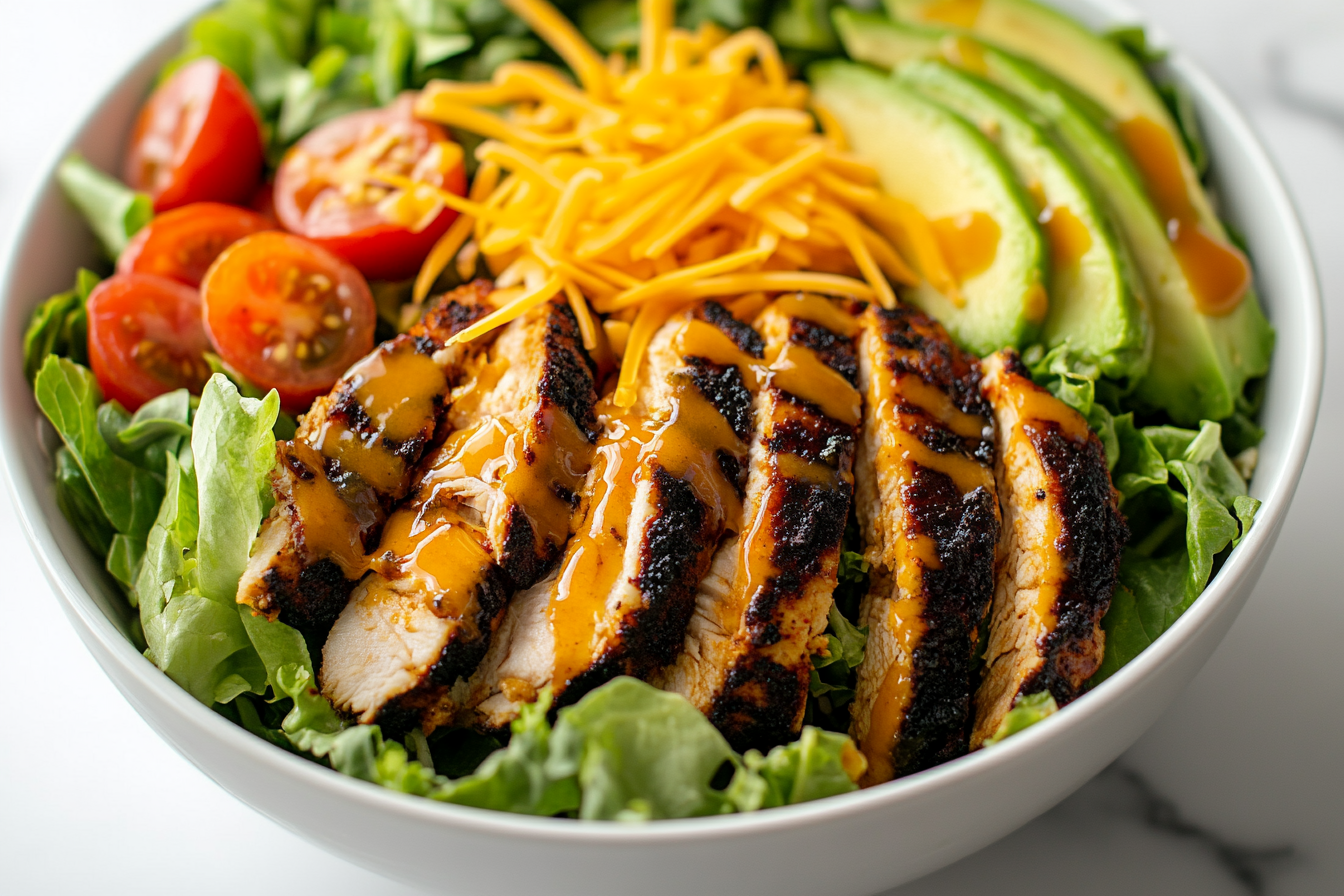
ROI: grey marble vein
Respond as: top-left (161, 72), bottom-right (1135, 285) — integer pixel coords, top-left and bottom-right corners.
top-left (1105, 765), bottom-right (1294, 895)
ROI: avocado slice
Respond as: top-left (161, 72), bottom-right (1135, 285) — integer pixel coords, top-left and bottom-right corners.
top-left (894, 59), bottom-right (1149, 382)
top-left (810, 61), bottom-right (1047, 356)
top-left (834, 9), bottom-right (1272, 424)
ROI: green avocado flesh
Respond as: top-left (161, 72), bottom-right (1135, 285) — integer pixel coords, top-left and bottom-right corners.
top-left (810, 61), bottom-right (1046, 357)
top-left (894, 59), bottom-right (1149, 381)
top-left (835, 8), bottom-right (1273, 423)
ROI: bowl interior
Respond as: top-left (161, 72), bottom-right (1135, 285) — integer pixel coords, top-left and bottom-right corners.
top-left (0, 0), bottom-right (1323, 853)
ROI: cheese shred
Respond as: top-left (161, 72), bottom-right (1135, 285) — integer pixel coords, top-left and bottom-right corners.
top-left (403, 0), bottom-right (935, 404)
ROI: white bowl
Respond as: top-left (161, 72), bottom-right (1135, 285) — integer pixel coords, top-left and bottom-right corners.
top-left (0, 2), bottom-right (1323, 894)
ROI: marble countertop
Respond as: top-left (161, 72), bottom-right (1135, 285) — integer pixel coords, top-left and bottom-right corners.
top-left (1, 1), bottom-right (1339, 893)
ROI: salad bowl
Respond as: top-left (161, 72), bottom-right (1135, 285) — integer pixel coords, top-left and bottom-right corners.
top-left (0, 1), bottom-right (1323, 893)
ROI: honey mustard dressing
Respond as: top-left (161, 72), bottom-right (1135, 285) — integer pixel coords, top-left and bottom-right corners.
top-left (283, 442), bottom-right (371, 578)
top-left (428, 402), bottom-right (593, 557)
top-left (768, 342), bottom-right (863, 426)
top-left (1038, 204), bottom-right (1093, 271)
top-left (674, 319), bottom-right (770, 390)
top-left (1002, 369), bottom-right (1090, 632)
top-left (767, 292), bottom-right (862, 337)
top-left (372, 504), bottom-right (494, 621)
top-left (930, 211), bottom-right (1001, 283)
top-left (857, 311), bottom-right (996, 781)
top-left (939, 35), bottom-right (989, 78)
top-left (860, 589), bottom-right (929, 785)
top-left (547, 312), bottom-right (758, 691)
top-left (306, 342), bottom-right (448, 493)
top-left (718, 296), bottom-right (860, 652)
top-left (1118, 116), bottom-right (1249, 316)
top-left (924, 0), bottom-right (984, 29)
top-left (548, 417), bottom-right (642, 689)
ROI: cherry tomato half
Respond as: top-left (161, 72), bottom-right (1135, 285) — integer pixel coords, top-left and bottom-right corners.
top-left (273, 96), bottom-right (467, 282)
top-left (124, 58), bottom-right (264, 212)
top-left (86, 274), bottom-right (212, 411)
top-left (117, 202), bottom-right (271, 287)
top-left (201, 232), bottom-right (376, 411)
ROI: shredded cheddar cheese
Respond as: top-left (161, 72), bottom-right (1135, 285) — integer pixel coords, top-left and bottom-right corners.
top-left (399, 0), bottom-right (930, 406)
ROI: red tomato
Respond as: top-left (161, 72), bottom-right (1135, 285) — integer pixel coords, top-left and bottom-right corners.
top-left (201, 232), bottom-right (376, 411)
top-left (123, 58), bottom-right (264, 212)
top-left (249, 181), bottom-right (279, 226)
top-left (273, 97), bottom-right (467, 282)
top-left (117, 202), bottom-right (271, 287)
top-left (86, 274), bottom-right (212, 411)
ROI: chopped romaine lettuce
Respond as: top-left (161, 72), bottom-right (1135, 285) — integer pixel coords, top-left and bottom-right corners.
top-left (35, 357), bottom-right (165, 590)
top-left (23, 269), bottom-right (99, 384)
top-left (56, 156), bottom-right (152, 257)
top-left (548, 677), bottom-right (738, 819)
top-left (984, 691), bottom-right (1058, 745)
top-left (727, 725), bottom-right (862, 810)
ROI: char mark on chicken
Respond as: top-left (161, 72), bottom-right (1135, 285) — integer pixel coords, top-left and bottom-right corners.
top-left (319, 299), bottom-right (599, 734)
top-left (236, 280), bottom-right (496, 633)
top-left (850, 305), bottom-right (1000, 784)
top-left (469, 301), bottom-right (759, 729)
top-left (970, 349), bottom-right (1126, 748)
top-left (657, 294), bottom-right (860, 752)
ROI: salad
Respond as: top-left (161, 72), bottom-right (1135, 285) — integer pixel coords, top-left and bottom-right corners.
top-left (26, 0), bottom-right (1269, 820)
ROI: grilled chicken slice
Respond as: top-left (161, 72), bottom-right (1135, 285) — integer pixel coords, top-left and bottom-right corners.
top-left (469, 301), bottom-right (762, 728)
top-left (850, 306), bottom-right (1000, 785)
top-left (656, 294), bottom-right (861, 751)
top-left (970, 350), bottom-right (1126, 748)
top-left (319, 299), bottom-right (598, 733)
top-left (236, 281), bottom-right (495, 632)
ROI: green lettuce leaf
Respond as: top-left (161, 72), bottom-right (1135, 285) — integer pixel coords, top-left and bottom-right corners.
top-left (1090, 420), bottom-right (1259, 683)
top-left (1105, 24), bottom-right (1167, 64)
top-left (727, 726), bottom-right (859, 811)
top-left (434, 689), bottom-right (581, 815)
top-left (1090, 552), bottom-right (1191, 682)
top-left (293, 689), bottom-right (581, 814)
top-left (97, 390), bottom-right (194, 477)
top-left (191, 375), bottom-right (280, 604)
top-left (1112, 411), bottom-right (1168, 498)
top-left (165, 0), bottom-right (318, 109)
top-left (203, 353), bottom-right (298, 439)
top-left (578, 0), bottom-right (641, 52)
top-left (769, 0), bottom-right (839, 53)
top-left (984, 691), bottom-right (1059, 745)
top-left (130, 373), bottom-right (346, 730)
top-left (52, 446), bottom-right (115, 559)
top-left (56, 155), bottom-right (151, 257)
top-left (547, 677), bottom-right (736, 820)
top-left (35, 357), bottom-right (165, 587)
top-left (137, 452), bottom-right (265, 704)
top-left (809, 605), bottom-right (868, 711)
top-left (680, 0), bottom-right (764, 31)
top-left (22, 268), bottom-right (99, 382)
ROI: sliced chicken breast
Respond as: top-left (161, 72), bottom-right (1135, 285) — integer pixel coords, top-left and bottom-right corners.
top-left (320, 299), bottom-right (598, 733)
top-left (970, 350), bottom-right (1126, 748)
top-left (469, 301), bottom-right (762, 728)
top-left (850, 306), bottom-right (1001, 785)
top-left (656, 294), bottom-right (861, 751)
top-left (236, 281), bottom-right (495, 632)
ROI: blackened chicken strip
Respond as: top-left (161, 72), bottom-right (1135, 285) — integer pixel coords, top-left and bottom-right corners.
top-left (850, 306), bottom-right (1000, 785)
top-left (236, 281), bottom-right (495, 632)
top-left (319, 299), bottom-right (598, 733)
top-left (656, 294), bottom-right (860, 751)
top-left (469, 301), bottom-right (760, 728)
top-left (970, 350), bottom-right (1126, 748)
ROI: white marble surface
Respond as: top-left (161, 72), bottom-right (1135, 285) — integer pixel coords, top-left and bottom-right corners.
top-left (1, 2), bottom-right (1339, 894)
